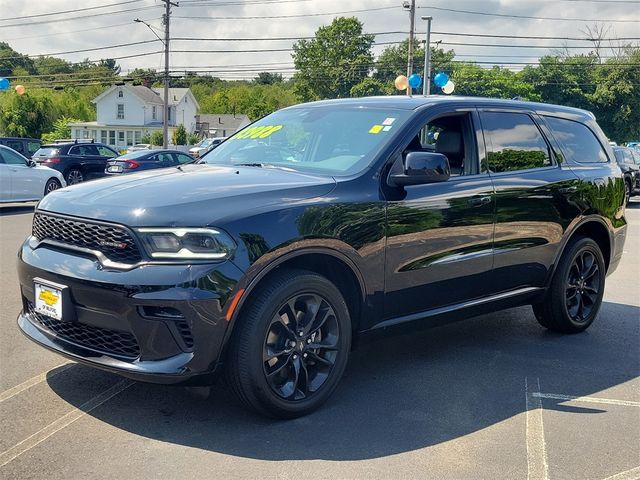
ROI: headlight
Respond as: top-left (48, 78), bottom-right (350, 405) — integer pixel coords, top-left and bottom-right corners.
top-left (136, 228), bottom-right (235, 261)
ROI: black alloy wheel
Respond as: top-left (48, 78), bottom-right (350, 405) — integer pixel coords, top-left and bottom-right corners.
top-left (226, 269), bottom-right (351, 418)
top-left (44, 178), bottom-right (61, 195)
top-left (533, 236), bottom-right (605, 333)
top-left (565, 249), bottom-right (601, 323)
top-left (624, 180), bottom-right (631, 206)
top-left (66, 168), bottom-right (84, 185)
top-left (263, 293), bottom-right (339, 400)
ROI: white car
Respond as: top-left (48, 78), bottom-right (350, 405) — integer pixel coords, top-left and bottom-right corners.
top-left (189, 137), bottom-right (227, 158)
top-left (0, 145), bottom-right (66, 203)
top-left (126, 143), bottom-right (153, 153)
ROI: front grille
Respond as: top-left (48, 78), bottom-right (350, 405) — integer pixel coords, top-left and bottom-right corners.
top-left (175, 318), bottom-right (194, 349)
top-left (32, 212), bottom-right (142, 264)
top-left (28, 303), bottom-right (140, 359)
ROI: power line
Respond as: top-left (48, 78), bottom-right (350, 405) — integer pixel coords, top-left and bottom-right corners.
top-left (431, 31), bottom-right (640, 41)
top-left (0, 40), bottom-right (159, 60)
top-left (7, 17), bottom-right (163, 41)
top-left (0, 0), bottom-right (147, 21)
top-left (417, 6), bottom-right (640, 23)
top-left (173, 6), bottom-right (397, 20)
top-left (172, 31), bottom-right (407, 41)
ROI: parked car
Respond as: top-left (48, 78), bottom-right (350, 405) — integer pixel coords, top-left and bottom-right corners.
top-left (612, 146), bottom-right (640, 202)
top-left (189, 137), bottom-right (227, 158)
top-left (17, 96), bottom-right (627, 418)
top-left (31, 140), bottom-right (119, 185)
top-left (126, 143), bottom-right (154, 154)
top-left (0, 145), bottom-right (65, 203)
top-left (0, 137), bottom-right (42, 159)
top-left (105, 149), bottom-right (195, 175)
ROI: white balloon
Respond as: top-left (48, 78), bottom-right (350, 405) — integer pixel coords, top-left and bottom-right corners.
top-left (442, 80), bottom-right (455, 94)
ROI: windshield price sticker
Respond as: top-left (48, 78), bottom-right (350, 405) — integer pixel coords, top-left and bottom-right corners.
top-left (369, 125), bottom-right (384, 134)
top-left (382, 117), bottom-right (396, 125)
top-left (232, 125), bottom-right (283, 140)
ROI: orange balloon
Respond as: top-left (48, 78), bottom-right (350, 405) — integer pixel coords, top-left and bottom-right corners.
top-left (15, 85), bottom-right (25, 95)
top-left (394, 75), bottom-right (408, 91)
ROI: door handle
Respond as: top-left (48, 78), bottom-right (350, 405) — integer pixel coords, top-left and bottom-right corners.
top-left (558, 186), bottom-right (578, 194)
top-left (468, 196), bottom-right (492, 207)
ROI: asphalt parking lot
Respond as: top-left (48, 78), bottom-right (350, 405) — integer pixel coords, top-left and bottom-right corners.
top-left (1, 201), bottom-right (638, 480)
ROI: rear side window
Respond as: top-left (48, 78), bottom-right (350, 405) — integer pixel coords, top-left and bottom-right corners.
top-left (6, 140), bottom-right (24, 154)
top-left (97, 146), bottom-right (117, 158)
top-left (544, 116), bottom-right (608, 163)
top-left (481, 112), bottom-right (552, 172)
top-left (27, 142), bottom-right (41, 155)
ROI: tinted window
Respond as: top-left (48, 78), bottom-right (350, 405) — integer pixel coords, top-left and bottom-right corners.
top-left (0, 148), bottom-right (27, 165)
top-left (175, 153), bottom-right (194, 164)
top-left (544, 116), bottom-right (608, 163)
top-left (71, 145), bottom-right (99, 156)
top-left (97, 146), bottom-right (117, 157)
top-left (156, 153), bottom-right (175, 164)
top-left (6, 140), bottom-right (23, 153)
top-left (481, 112), bottom-right (552, 172)
top-left (27, 142), bottom-right (41, 155)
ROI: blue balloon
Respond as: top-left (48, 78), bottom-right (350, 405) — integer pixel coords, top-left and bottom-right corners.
top-left (408, 73), bottom-right (422, 89)
top-left (433, 72), bottom-right (449, 88)
top-left (0, 78), bottom-right (9, 91)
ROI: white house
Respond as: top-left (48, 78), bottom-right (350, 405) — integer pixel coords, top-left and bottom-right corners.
top-left (69, 85), bottom-right (199, 150)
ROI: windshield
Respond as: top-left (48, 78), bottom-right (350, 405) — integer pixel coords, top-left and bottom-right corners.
top-left (201, 106), bottom-right (411, 176)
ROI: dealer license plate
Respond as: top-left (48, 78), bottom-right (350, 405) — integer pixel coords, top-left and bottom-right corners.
top-left (34, 280), bottom-right (64, 320)
top-left (107, 165), bottom-right (123, 173)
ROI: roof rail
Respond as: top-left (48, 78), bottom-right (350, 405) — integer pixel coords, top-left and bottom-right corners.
top-left (53, 138), bottom-right (95, 144)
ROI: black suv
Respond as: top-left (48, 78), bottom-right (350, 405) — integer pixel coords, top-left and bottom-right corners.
top-left (32, 140), bottom-right (119, 185)
top-left (17, 97), bottom-right (627, 418)
top-left (0, 137), bottom-right (41, 159)
top-left (612, 146), bottom-right (640, 202)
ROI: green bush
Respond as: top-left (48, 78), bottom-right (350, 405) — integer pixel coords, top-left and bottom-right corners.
top-left (149, 131), bottom-right (164, 146)
top-left (187, 132), bottom-right (201, 145)
top-left (172, 124), bottom-right (187, 145)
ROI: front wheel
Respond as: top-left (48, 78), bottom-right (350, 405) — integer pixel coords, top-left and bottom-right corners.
top-left (533, 237), bottom-right (605, 333)
top-left (226, 269), bottom-right (351, 418)
top-left (44, 178), bottom-right (61, 196)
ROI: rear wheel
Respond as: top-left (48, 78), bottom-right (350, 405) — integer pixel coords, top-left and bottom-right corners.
top-left (226, 269), bottom-right (351, 418)
top-left (66, 168), bottom-right (84, 185)
top-left (533, 236), bottom-right (605, 333)
top-left (44, 178), bottom-right (61, 196)
top-left (624, 179), bottom-right (631, 205)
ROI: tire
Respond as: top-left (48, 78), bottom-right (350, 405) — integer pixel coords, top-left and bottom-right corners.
top-left (533, 236), bottom-right (606, 333)
top-left (225, 268), bottom-right (352, 418)
top-left (65, 168), bottom-right (84, 185)
top-left (624, 179), bottom-right (631, 205)
top-left (44, 178), bottom-right (61, 196)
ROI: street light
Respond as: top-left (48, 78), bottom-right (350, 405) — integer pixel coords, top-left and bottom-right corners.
top-left (134, 19), bottom-right (164, 44)
top-left (421, 16), bottom-right (432, 95)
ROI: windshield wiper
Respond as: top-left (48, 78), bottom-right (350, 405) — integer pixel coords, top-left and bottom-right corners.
top-left (234, 162), bottom-right (266, 167)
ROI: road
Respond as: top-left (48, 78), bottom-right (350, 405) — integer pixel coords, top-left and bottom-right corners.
top-left (1, 201), bottom-right (639, 480)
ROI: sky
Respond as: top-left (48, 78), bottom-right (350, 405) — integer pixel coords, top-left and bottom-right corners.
top-left (0, 0), bottom-right (638, 80)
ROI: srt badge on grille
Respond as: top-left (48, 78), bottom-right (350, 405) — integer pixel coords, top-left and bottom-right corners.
top-left (98, 240), bottom-right (128, 249)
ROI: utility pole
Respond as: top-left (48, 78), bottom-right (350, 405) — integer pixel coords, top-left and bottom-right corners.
top-left (421, 16), bottom-right (432, 95)
top-left (404, 0), bottom-right (416, 96)
top-left (162, 1), bottom-right (178, 148)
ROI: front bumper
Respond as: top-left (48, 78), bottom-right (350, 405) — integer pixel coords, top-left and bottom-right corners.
top-left (17, 238), bottom-right (244, 385)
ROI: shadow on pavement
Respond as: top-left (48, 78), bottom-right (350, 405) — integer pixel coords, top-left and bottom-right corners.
top-left (47, 301), bottom-right (639, 461)
top-left (0, 204), bottom-right (36, 217)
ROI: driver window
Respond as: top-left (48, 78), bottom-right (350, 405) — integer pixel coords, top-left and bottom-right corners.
top-left (402, 113), bottom-right (479, 177)
top-left (0, 148), bottom-right (27, 166)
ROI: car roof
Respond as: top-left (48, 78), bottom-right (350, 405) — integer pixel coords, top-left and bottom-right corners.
top-left (0, 137), bottom-right (41, 141)
top-left (287, 95), bottom-right (594, 120)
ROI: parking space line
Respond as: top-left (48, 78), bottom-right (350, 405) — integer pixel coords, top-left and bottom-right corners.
top-left (533, 393), bottom-right (640, 408)
top-left (0, 362), bottom-right (74, 403)
top-left (0, 379), bottom-right (132, 468)
top-left (602, 466), bottom-right (640, 480)
top-left (525, 377), bottom-right (549, 480)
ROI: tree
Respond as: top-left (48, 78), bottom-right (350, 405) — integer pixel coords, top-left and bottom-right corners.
top-left (41, 116), bottom-right (80, 143)
top-left (292, 17), bottom-right (374, 101)
top-left (150, 131), bottom-right (164, 146)
top-left (0, 93), bottom-right (54, 138)
top-left (350, 77), bottom-right (391, 97)
top-left (0, 42), bottom-right (36, 77)
top-left (452, 63), bottom-right (541, 100)
top-left (254, 72), bottom-right (283, 85)
top-left (172, 124), bottom-right (187, 145)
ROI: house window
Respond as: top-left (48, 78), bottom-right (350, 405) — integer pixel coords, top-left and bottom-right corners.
top-left (118, 90), bottom-right (123, 98)
top-left (134, 131), bottom-right (142, 144)
top-left (109, 131), bottom-right (116, 145)
top-left (117, 104), bottom-right (124, 119)
top-left (118, 131), bottom-right (125, 144)
top-left (101, 130), bottom-right (108, 144)
top-left (167, 107), bottom-right (172, 121)
top-left (152, 106), bottom-right (156, 120)
top-left (126, 131), bottom-right (133, 146)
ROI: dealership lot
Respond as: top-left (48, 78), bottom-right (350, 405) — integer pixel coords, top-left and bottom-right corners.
top-left (1, 202), bottom-right (638, 480)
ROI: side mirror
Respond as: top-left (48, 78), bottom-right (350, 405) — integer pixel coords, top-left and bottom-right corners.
top-left (27, 159), bottom-right (36, 167)
top-left (389, 151), bottom-right (451, 187)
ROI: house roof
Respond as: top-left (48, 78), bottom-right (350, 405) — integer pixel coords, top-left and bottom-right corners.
top-left (196, 114), bottom-right (251, 132)
top-left (152, 88), bottom-right (190, 106)
top-left (92, 85), bottom-right (199, 110)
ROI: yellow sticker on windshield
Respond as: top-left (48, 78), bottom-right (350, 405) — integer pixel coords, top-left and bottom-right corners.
top-left (232, 125), bottom-right (283, 140)
top-left (369, 125), bottom-right (384, 134)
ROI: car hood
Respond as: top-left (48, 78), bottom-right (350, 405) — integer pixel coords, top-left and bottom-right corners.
top-left (37, 164), bottom-right (336, 226)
